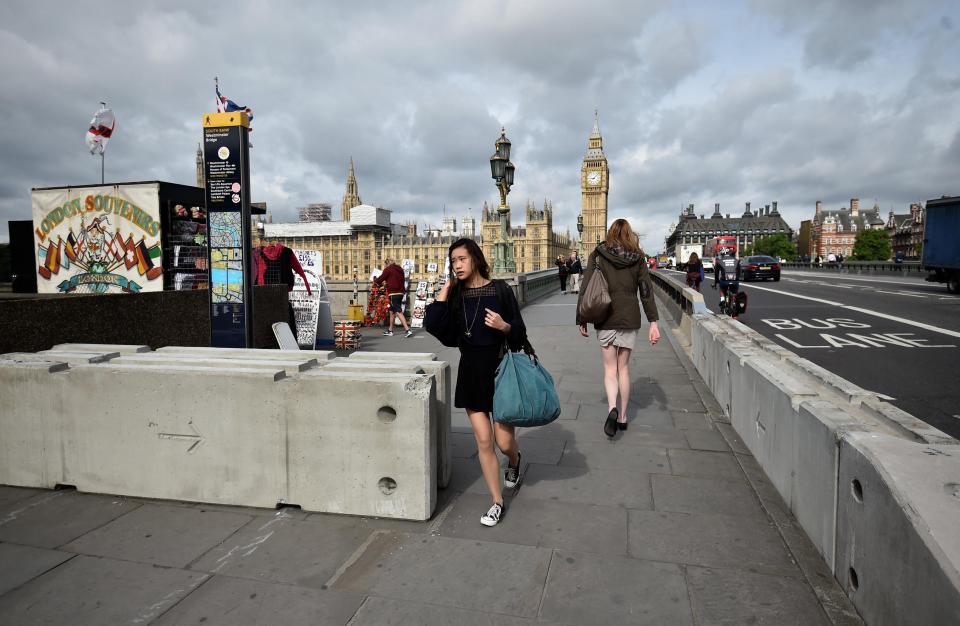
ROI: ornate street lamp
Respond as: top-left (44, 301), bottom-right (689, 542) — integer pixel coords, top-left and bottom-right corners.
top-left (576, 212), bottom-right (585, 263)
top-left (489, 128), bottom-right (516, 274)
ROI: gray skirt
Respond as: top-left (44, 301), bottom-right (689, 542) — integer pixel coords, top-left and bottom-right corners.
top-left (597, 328), bottom-right (638, 349)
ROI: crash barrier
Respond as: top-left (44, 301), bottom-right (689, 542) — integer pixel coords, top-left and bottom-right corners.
top-left (652, 270), bottom-right (960, 625)
top-left (0, 284), bottom-right (290, 355)
top-left (781, 260), bottom-right (927, 278)
top-left (0, 344), bottom-right (451, 521)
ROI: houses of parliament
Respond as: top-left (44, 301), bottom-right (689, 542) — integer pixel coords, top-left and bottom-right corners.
top-left (196, 119), bottom-right (609, 282)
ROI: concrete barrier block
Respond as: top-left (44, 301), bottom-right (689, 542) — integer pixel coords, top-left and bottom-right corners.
top-left (348, 351), bottom-right (437, 362)
top-left (858, 396), bottom-right (956, 446)
top-left (52, 343), bottom-right (151, 353)
top-left (157, 346), bottom-right (335, 361)
top-left (110, 354), bottom-right (319, 376)
top-left (0, 360), bottom-right (68, 488)
top-left (3, 351), bottom-right (120, 364)
top-left (784, 356), bottom-right (878, 406)
top-left (836, 432), bottom-right (960, 625)
top-left (285, 371), bottom-right (436, 520)
top-left (60, 364), bottom-right (289, 508)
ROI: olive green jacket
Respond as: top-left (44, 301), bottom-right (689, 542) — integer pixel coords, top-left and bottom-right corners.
top-left (576, 244), bottom-right (659, 330)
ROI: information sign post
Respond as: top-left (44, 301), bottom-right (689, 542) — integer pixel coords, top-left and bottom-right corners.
top-left (202, 111), bottom-right (253, 347)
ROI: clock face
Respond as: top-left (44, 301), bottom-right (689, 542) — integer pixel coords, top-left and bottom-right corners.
top-left (587, 171), bottom-right (601, 186)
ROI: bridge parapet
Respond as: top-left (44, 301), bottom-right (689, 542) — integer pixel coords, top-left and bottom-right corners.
top-left (650, 269), bottom-right (960, 624)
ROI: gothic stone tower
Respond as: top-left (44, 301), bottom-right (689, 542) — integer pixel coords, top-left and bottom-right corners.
top-left (581, 111), bottom-right (609, 246)
top-left (196, 143), bottom-right (204, 188)
top-left (340, 157), bottom-right (362, 221)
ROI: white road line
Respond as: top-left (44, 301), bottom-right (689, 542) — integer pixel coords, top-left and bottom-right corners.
top-left (781, 272), bottom-right (935, 288)
top-left (874, 289), bottom-right (926, 298)
top-left (743, 283), bottom-right (960, 339)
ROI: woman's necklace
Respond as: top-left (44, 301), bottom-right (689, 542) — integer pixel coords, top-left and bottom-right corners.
top-left (462, 289), bottom-right (482, 338)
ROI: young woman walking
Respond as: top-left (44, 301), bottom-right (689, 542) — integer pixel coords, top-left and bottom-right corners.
top-left (576, 219), bottom-right (660, 438)
top-left (425, 238), bottom-right (527, 526)
top-left (685, 252), bottom-right (704, 292)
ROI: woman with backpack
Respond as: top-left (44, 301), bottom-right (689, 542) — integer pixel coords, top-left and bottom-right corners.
top-left (576, 219), bottom-right (660, 438)
top-left (425, 238), bottom-right (527, 527)
top-left (685, 252), bottom-right (704, 292)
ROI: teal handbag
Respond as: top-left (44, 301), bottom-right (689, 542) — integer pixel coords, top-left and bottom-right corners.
top-left (492, 340), bottom-right (562, 427)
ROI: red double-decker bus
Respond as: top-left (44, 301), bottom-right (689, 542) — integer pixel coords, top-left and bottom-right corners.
top-left (703, 236), bottom-right (737, 269)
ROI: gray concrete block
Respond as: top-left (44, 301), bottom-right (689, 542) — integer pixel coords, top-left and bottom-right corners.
top-left (110, 353), bottom-right (320, 375)
top-left (683, 429), bottom-right (730, 452)
top-left (0, 491), bottom-right (140, 549)
top-left (561, 442), bottom-right (670, 473)
top-left (440, 492), bottom-right (628, 557)
top-left (0, 543), bottom-right (74, 596)
top-left (836, 432), bottom-right (960, 626)
top-left (651, 475), bottom-right (765, 518)
top-left (190, 513), bottom-right (373, 587)
top-left (521, 464), bottom-right (653, 509)
top-left (330, 531), bottom-right (551, 618)
top-left (666, 449), bottom-right (744, 482)
top-left (347, 596), bottom-right (539, 626)
top-left (628, 510), bottom-right (798, 576)
top-left (539, 550), bottom-right (693, 626)
top-left (686, 565), bottom-right (831, 626)
top-left (153, 576), bottom-right (366, 626)
top-left (63, 503), bottom-right (252, 568)
top-left (34, 349), bottom-right (122, 363)
top-left (0, 554), bottom-right (208, 624)
top-left (157, 345), bottom-right (335, 361)
top-left (52, 343), bottom-right (151, 353)
top-left (348, 350), bottom-right (437, 361)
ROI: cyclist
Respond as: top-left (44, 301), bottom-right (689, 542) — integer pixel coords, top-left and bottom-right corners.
top-left (712, 245), bottom-right (742, 319)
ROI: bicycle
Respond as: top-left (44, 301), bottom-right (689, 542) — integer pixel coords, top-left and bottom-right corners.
top-left (712, 281), bottom-right (746, 319)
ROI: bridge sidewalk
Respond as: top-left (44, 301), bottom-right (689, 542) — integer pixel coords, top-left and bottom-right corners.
top-left (0, 291), bottom-right (844, 625)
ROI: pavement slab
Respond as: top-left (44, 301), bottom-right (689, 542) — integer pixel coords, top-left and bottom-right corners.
top-left (628, 510), bottom-right (799, 577)
top-left (686, 565), bottom-right (831, 625)
top-left (560, 441), bottom-right (670, 473)
top-left (0, 554), bottom-right (208, 625)
top-left (667, 449), bottom-right (746, 481)
top-left (190, 512), bottom-right (374, 588)
top-left (683, 429), bottom-right (732, 452)
top-left (520, 464), bottom-right (653, 510)
top-left (0, 486), bottom-right (42, 510)
top-left (153, 575), bottom-right (366, 626)
top-left (539, 550), bottom-right (693, 626)
top-left (64, 503), bottom-right (253, 568)
top-left (651, 475), bottom-right (766, 518)
top-left (671, 410), bottom-right (713, 430)
top-left (0, 491), bottom-right (140, 549)
top-left (0, 543), bottom-right (74, 596)
top-left (347, 596), bottom-right (543, 625)
top-left (439, 493), bottom-right (628, 557)
top-left (330, 531), bottom-right (551, 618)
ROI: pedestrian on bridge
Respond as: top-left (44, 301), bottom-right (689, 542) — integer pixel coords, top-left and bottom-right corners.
top-left (556, 255), bottom-right (570, 293)
top-left (425, 238), bottom-right (528, 528)
top-left (567, 251), bottom-right (583, 293)
top-left (576, 219), bottom-right (660, 438)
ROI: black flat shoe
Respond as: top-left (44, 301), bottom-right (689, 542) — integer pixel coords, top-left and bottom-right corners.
top-left (618, 421), bottom-right (628, 431)
top-left (604, 408), bottom-right (619, 438)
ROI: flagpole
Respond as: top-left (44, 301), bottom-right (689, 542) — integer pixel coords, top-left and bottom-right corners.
top-left (101, 152), bottom-right (104, 185)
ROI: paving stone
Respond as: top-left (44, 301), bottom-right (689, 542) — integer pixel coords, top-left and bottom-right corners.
top-left (557, 402), bottom-right (580, 420)
top-left (667, 449), bottom-right (745, 481)
top-left (651, 475), bottom-right (766, 518)
top-left (0, 486), bottom-right (42, 510)
top-left (190, 514), bottom-right (373, 588)
top-left (686, 565), bottom-right (830, 625)
top-left (521, 413), bottom-right (677, 445)
top-left (560, 442), bottom-right (670, 473)
top-left (0, 491), bottom-right (140, 549)
top-left (716, 422), bottom-right (751, 455)
top-left (153, 575), bottom-right (366, 626)
top-left (331, 531), bottom-right (551, 618)
top-left (628, 510), bottom-right (798, 576)
top-left (0, 554), bottom-right (207, 624)
top-left (521, 463), bottom-right (652, 509)
top-left (64, 503), bottom-right (252, 568)
top-left (539, 550), bottom-right (693, 625)
top-left (515, 436), bottom-right (566, 465)
top-left (670, 411), bottom-right (713, 430)
top-left (0, 543), bottom-right (74, 596)
top-left (683, 429), bottom-right (731, 452)
top-left (348, 596), bottom-right (541, 625)
top-left (451, 431), bottom-right (479, 458)
top-left (440, 493), bottom-right (628, 557)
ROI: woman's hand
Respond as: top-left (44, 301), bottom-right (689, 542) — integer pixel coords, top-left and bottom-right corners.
top-left (648, 321), bottom-right (660, 345)
top-left (436, 278), bottom-right (453, 301)
top-left (484, 308), bottom-right (510, 333)
top-left (578, 324), bottom-right (589, 337)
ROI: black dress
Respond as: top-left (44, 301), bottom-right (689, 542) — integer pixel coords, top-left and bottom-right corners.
top-left (424, 281), bottom-right (526, 413)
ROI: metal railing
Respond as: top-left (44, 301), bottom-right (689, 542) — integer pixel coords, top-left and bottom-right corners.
top-left (781, 260), bottom-right (927, 276)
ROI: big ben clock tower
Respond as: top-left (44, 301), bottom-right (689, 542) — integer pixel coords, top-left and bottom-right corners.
top-left (581, 111), bottom-right (609, 246)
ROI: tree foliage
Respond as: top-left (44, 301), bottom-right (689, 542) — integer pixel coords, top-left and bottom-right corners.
top-left (851, 229), bottom-right (892, 261)
top-left (749, 234), bottom-right (797, 260)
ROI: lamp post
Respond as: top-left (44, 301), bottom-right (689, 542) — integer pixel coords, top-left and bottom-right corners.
top-left (489, 128), bottom-right (516, 274)
top-left (576, 212), bottom-right (585, 264)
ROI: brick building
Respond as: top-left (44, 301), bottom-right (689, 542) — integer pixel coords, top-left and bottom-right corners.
top-left (885, 202), bottom-right (925, 260)
top-left (811, 198), bottom-right (885, 260)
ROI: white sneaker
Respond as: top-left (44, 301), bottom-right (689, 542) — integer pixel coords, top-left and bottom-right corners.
top-left (382, 330), bottom-right (394, 336)
top-left (504, 452), bottom-right (522, 489)
top-left (480, 502), bottom-right (503, 527)
top-left (405, 329), bottom-right (413, 338)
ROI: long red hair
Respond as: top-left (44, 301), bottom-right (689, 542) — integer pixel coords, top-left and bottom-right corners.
top-left (604, 218), bottom-right (640, 253)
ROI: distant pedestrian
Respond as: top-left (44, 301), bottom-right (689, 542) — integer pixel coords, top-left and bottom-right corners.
top-left (576, 219), bottom-right (660, 438)
top-left (567, 251), bottom-right (583, 293)
top-left (425, 238), bottom-right (527, 527)
top-left (372, 259), bottom-right (413, 337)
top-left (827, 252), bottom-right (837, 266)
top-left (685, 252), bottom-right (704, 291)
top-left (815, 255), bottom-right (822, 267)
top-left (837, 253), bottom-right (844, 269)
top-left (556, 255), bottom-right (569, 294)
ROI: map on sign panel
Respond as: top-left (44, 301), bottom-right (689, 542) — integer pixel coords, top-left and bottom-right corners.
top-left (209, 212), bottom-right (244, 303)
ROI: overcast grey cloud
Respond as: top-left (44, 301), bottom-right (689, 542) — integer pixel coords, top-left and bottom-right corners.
top-left (2, 0), bottom-right (958, 248)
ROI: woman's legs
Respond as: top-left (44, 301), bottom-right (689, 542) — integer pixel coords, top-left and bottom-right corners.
top-left (468, 409), bottom-right (503, 505)
top-left (601, 344), bottom-right (619, 411)
top-left (616, 347), bottom-right (633, 422)
top-left (494, 422), bottom-right (519, 467)
top-left (559, 275), bottom-right (567, 292)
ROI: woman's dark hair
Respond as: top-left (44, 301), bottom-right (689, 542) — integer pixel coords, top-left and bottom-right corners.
top-left (447, 238), bottom-right (490, 312)
top-left (688, 252), bottom-right (699, 264)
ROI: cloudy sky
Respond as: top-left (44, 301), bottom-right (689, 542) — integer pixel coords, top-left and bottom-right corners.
top-left (2, 0), bottom-right (958, 247)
